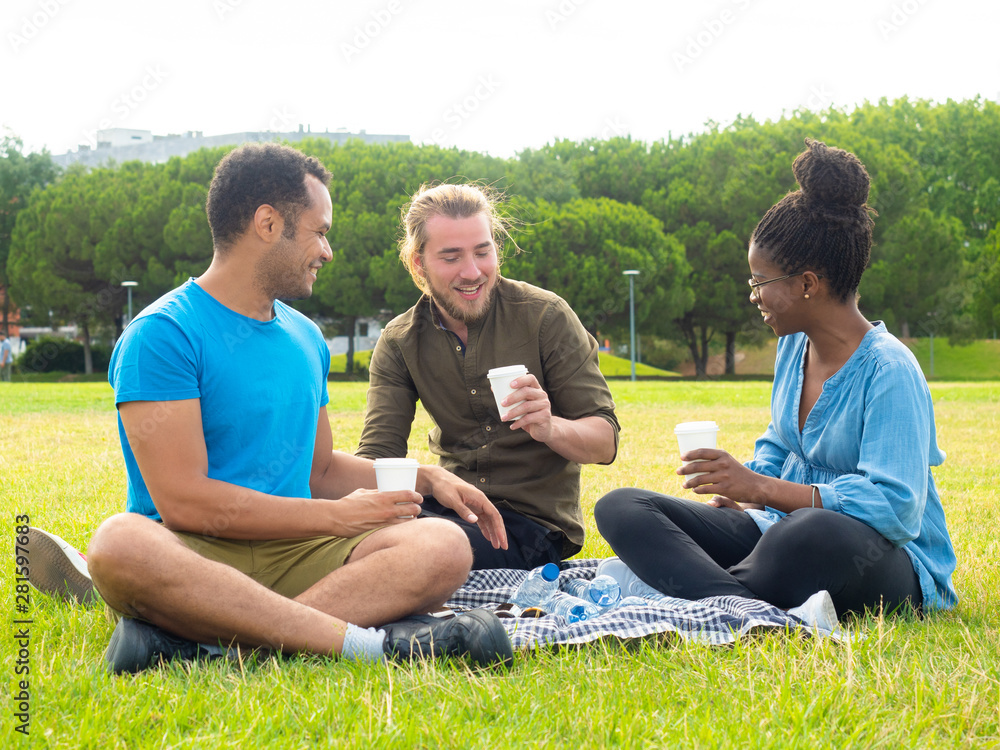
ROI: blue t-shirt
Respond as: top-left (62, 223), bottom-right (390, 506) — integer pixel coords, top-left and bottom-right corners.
top-left (108, 280), bottom-right (330, 521)
top-left (744, 323), bottom-right (958, 611)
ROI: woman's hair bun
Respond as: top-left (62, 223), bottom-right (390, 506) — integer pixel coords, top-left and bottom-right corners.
top-left (751, 139), bottom-right (875, 302)
top-left (792, 138), bottom-right (870, 209)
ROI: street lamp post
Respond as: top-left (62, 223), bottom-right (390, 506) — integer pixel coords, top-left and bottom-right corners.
top-left (623, 270), bottom-right (640, 382)
top-left (121, 281), bottom-right (138, 327)
top-left (925, 310), bottom-right (939, 379)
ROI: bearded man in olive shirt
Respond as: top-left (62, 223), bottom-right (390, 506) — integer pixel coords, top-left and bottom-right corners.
top-left (357, 183), bottom-right (621, 570)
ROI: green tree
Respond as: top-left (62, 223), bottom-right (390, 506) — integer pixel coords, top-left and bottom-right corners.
top-left (860, 209), bottom-right (966, 338)
top-left (644, 118), bottom-right (793, 240)
top-left (155, 146), bottom-right (225, 288)
top-left (8, 166), bottom-right (126, 373)
top-left (92, 160), bottom-right (170, 333)
top-left (504, 147), bottom-right (579, 203)
top-left (542, 136), bottom-right (668, 206)
top-left (505, 198), bottom-right (692, 340)
top-left (97, 149), bottom-right (224, 332)
top-left (8, 98), bottom-right (1000, 377)
top-left (667, 223), bottom-right (757, 377)
top-left (969, 224), bottom-right (1000, 338)
top-left (311, 208), bottom-right (404, 374)
top-left (639, 123), bottom-right (794, 375)
top-left (0, 133), bottom-right (60, 334)
top-left (293, 139), bottom-right (470, 373)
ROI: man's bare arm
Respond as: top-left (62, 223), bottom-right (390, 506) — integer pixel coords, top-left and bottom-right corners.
top-left (120, 400), bottom-right (420, 539)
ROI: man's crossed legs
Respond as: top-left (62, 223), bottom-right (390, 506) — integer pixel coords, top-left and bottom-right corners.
top-left (87, 513), bottom-right (512, 672)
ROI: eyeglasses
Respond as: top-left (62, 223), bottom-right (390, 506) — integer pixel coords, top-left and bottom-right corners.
top-left (747, 272), bottom-right (808, 293)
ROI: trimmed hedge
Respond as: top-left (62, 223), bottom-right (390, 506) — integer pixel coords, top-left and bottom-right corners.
top-left (15, 336), bottom-right (112, 374)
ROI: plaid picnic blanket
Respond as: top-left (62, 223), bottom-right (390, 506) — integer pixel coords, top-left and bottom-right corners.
top-left (445, 559), bottom-right (833, 650)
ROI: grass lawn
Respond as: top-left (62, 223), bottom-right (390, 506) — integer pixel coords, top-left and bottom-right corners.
top-left (598, 352), bottom-right (678, 378)
top-left (904, 338), bottom-right (1000, 381)
top-left (2, 381), bottom-right (998, 748)
top-left (326, 350), bottom-right (680, 379)
top-left (742, 338), bottom-right (1000, 381)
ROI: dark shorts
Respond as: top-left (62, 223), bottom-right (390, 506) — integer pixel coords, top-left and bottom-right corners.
top-left (419, 495), bottom-right (564, 570)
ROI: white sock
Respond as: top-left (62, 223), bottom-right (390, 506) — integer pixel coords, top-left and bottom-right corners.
top-left (341, 623), bottom-right (387, 662)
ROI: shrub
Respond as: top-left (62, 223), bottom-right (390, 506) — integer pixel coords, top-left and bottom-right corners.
top-left (15, 336), bottom-right (113, 374)
top-left (639, 335), bottom-right (689, 372)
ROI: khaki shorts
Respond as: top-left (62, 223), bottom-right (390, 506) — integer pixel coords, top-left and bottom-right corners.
top-left (171, 529), bottom-right (380, 599)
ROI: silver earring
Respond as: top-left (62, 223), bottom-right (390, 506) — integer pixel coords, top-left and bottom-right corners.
top-left (804, 294), bottom-right (810, 299)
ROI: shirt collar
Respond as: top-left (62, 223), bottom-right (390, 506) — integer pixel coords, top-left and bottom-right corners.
top-left (428, 297), bottom-right (449, 332)
top-left (427, 297), bottom-right (466, 355)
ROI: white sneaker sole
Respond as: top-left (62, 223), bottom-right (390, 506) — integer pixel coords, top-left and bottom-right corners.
top-left (26, 527), bottom-right (99, 604)
top-left (787, 590), bottom-right (839, 633)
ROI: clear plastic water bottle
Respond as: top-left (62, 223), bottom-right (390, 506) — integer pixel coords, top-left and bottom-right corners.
top-left (511, 562), bottom-right (560, 609)
top-left (563, 575), bottom-right (621, 610)
top-left (546, 591), bottom-right (600, 623)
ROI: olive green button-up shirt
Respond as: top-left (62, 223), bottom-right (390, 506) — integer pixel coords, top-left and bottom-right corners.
top-left (357, 278), bottom-right (620, 557)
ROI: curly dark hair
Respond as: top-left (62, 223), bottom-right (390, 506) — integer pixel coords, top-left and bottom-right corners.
top-left (750, 139), bottom-right (876, 302)
top-left (205, 142), bottom-right (331, 251)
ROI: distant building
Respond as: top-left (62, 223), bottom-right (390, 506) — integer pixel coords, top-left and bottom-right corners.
top-left (322, 316), bottom-right (385, 356)
top-left (52, 126), bottom-right (409, 168)
top-left (0, 285), bottom-right (21, 338)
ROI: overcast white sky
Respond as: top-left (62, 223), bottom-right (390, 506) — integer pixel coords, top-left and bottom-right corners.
top-left (3, 0), bottom-right (998, 158)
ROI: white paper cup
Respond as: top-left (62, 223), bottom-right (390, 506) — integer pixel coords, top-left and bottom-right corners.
top-left (674, 421), bottom-right (719, 478)
top-left (373, 457), bottom-right (419, 492)
top-left (487, 364), bottom-right (528, 421)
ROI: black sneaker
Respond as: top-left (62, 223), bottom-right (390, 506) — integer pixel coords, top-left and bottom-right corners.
top-left (26, 527), bottom-right (99, 604)
top-left (105, 617), bottom-right (231, 674)
top-left (382, 609), bottom-right (514, 668)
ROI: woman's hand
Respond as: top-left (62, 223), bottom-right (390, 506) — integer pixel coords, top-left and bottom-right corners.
top-left (706, 495), bottom-right (766, 511)
top-left (677, 448), bottom-right (766, 504)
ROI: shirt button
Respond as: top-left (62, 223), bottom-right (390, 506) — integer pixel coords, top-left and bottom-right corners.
top-left (471, 389), bottom-right (477, 395)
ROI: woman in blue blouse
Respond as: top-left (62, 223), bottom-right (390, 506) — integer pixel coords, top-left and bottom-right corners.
top-left (595, 140), bottom-right (957, 617)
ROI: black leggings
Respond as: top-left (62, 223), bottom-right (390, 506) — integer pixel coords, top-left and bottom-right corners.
top-left (594, 488), bottom-right (922, 618)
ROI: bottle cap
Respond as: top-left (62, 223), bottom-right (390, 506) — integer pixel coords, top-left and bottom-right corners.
top-left (541, 563), bottom-right (560, 582)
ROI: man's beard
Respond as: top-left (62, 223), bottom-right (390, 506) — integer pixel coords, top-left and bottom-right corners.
top-left (427, 274), bottom-right (497, 325)
top-left (253, 234), bottom-right (312, 302)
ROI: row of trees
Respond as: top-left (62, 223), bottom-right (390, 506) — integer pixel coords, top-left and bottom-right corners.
top-left (3, 96), bottom-right (999, 375)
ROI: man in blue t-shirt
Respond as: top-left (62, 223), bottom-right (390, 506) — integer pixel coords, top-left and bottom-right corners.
top-left (87, 143), bottom-right (512, 673)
